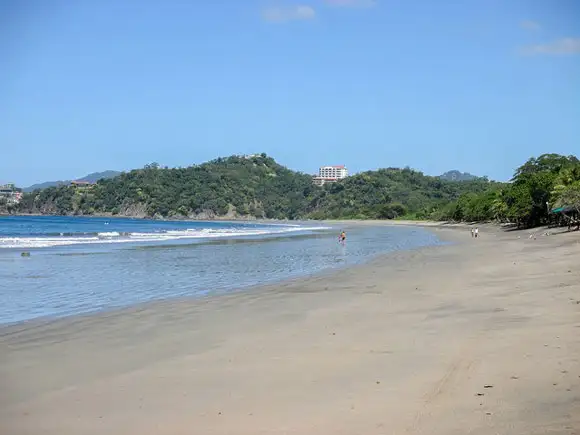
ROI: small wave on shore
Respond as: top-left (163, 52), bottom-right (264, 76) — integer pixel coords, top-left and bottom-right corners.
top-left (0, 225), bottom-right (332, 249)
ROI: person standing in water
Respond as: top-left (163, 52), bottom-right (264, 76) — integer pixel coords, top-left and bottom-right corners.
top-left (339, 230), bottom-right (346, 244)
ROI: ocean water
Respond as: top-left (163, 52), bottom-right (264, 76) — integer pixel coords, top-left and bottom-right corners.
top-left (0, 216), bottom-right (443, 325)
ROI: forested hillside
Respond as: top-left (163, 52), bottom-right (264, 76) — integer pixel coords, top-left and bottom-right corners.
top-left (17, 155), bottom-right (314, 219)
top-left (15, 154), bottom-right (493, 220)
top-left (306, 168), bottom-right (493, 219)
top-left (17, 153), bottom-right (579, 226)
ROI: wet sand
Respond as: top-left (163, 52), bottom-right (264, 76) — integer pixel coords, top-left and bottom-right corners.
top-left (1, 224), bottom-right (580, 434)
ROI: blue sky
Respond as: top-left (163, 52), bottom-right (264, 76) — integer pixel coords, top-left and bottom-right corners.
top-left (1, 0), bottom-right (579, 186)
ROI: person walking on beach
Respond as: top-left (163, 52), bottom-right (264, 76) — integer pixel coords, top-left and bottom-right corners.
top-left (474, 227), bottom-right (479, 238)
top-left (471, 228), bottom-right (474, 238)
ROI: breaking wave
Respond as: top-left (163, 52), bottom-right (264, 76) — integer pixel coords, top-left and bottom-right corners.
top-left (0, 225), bottom-right (332, 249)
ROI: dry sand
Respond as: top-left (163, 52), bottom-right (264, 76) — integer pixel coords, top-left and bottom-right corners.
top-left (1, 223), bottom-right (580, 435)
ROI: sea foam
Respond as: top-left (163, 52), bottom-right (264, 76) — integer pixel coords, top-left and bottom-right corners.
top-left (0, 225), bottom-right (331, 249)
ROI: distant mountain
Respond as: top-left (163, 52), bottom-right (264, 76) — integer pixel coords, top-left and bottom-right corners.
top-left (24, 170), bottom-right (122, 192)
top-left (439, 170), bottom-right (478, 182)
top-left (78, 170), bottom-right (122, 183)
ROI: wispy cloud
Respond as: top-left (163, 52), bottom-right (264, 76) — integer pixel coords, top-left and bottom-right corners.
top-left (262, 5), bottom-right (316, 22)
top-left (323, 0), bottom-right (377, 7)
top-left (522, 37), bottom-right (580, 55)
top-left (520, 20), bottom-right (541, 31)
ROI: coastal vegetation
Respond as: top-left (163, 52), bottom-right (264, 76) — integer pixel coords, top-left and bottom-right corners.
top-left (11, 153), bottom-right (580, 227)
top-left (13, 154), bottom-right (492, 220)
top-left (434, 154), bottom-right (580, 227)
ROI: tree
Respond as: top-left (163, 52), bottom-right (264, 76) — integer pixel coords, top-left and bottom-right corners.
top-left (513, 154), bottom-right (579, 179)
top-left (552, 182), bottom-right (580, 213)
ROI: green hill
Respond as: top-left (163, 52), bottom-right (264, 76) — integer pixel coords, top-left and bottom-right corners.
top-left (17, 155), bottom-right (314, 219)
top-left (16, 154), bottom-right (496, 220)
top-left (307, 168), bottom-right (492, 219)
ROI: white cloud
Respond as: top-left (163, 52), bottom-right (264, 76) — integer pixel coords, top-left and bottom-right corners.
top-left (262, 5), bottom-right (316, 22)
top-left (323, 0), bottom-right (377, 7)
top-left (520, 20), bottom-right (541, 31)
top-left (522, 37), bottom-right (580, 55)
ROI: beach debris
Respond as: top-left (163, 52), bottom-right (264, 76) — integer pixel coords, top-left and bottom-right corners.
top-left (486, 412), bottom-right (492, 415)
top-left (21, 252), bottom-right (30, 257)
top-left (483, 385), bottom-right (493, 389)
top-left (376, 381), bottom-right (381, 384)
top-left (511, 376), bottom-right (519, 380)
top-left (475, 393), bottom-right (485, 397)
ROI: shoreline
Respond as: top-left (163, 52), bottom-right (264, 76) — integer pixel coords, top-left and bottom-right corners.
top-left (0, 221), bottom-right (554, 332)
top-left (0, 212), bottom-right (285, 223)
top-left (1, 224), bottom-right (579, 434)
top-left (0, 211), bottom-right (491, 226)
top-left (0, 222), bottom-right (449, 329)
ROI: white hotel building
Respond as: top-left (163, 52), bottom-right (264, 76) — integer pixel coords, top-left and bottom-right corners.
top-left (312, 165), bottom-right (348, 186)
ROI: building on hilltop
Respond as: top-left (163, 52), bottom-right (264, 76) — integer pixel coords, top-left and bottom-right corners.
top-left (70, 180), bottom-right (94, 191)
top-left (312, 165), bottom-right (348, 186)
top-left (0, 183), bottom-right (22, 204)
top-left (319, 165), bottom-right (348, 179)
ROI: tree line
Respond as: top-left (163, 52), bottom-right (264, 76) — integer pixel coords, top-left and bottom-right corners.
top-left (12, 153), bottom-right (580, 227)
top-left (432, 153), bottom-right (580, 227)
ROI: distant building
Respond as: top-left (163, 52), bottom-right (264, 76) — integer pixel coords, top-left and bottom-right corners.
top-left (0, 183), bottom-right (21, 204)
top-left (0, 183), bottom-right (15, 194)
top-left (70, 180), bottom-right (94, 191)
top-left (312, 165), bottom-right (348, 186)
top-left (319, 165), bottom-right (348, 179)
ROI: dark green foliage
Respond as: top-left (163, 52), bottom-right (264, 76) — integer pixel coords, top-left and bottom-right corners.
top-left (306, 168), bottom-right (492, 219)
top-left (15, 154), bottom-right (494, 220)
top-left (18, 155), bottom-right (315, 219)
top-left (16, 153), bottom-right (578, 227)
top-left (435, 153), bottom-right (580, 227)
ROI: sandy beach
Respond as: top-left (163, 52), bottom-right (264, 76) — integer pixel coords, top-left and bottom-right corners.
top-left (1, 223), bottom-right (580, 435)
